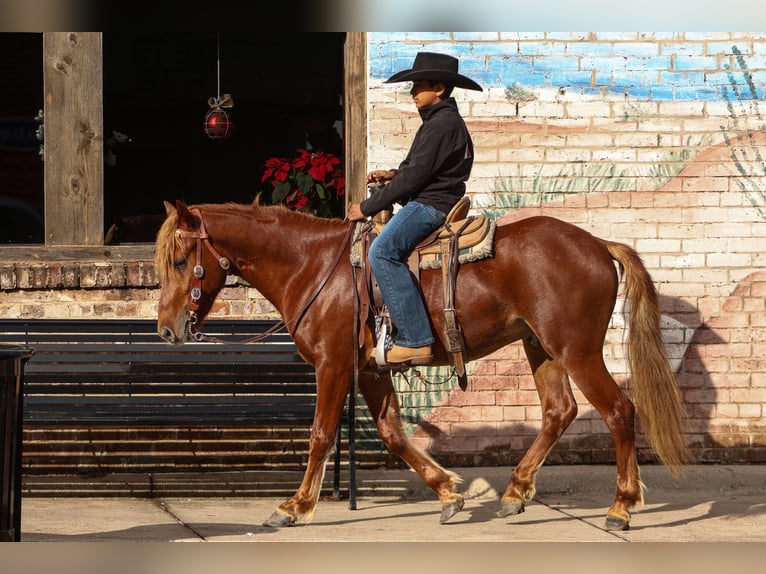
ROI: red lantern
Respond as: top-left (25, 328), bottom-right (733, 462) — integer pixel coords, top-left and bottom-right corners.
top-left (203, 107), bottom-right (233, 140)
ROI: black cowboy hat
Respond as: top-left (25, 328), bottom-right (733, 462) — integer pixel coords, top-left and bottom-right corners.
top-left (385, 52), bottom-right (483, 92)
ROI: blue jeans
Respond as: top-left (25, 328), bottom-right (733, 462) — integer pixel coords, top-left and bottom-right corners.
top-left (368, 201), bottom-right (445, 348)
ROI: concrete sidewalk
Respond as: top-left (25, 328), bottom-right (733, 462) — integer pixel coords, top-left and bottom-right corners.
top-left (18, 464), bottom-right (766, 542)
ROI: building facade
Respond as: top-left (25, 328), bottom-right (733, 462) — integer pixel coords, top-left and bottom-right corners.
top-left (1, 32), bottom-right (764, 470)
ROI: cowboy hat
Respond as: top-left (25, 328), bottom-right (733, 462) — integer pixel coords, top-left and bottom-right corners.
top-left (385, 52), bottom-right (483, 92)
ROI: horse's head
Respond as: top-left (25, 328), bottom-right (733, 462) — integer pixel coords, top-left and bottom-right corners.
top-left (155, 200), bottom-right (231, 344)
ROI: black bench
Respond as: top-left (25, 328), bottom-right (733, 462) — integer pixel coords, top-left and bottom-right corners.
top-left (0, 318), bottom-right (356, 504)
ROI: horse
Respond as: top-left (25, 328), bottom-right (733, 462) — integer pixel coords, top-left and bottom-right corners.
top-left (155, 198), bottom-right (693, 532)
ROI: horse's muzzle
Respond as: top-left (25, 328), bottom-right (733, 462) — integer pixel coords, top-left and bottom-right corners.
top-left (159, 324), bottom-right (188, 345)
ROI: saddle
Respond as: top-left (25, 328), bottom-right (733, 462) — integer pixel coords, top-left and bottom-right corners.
top-left (370, 196), bottom-right (493, 273)
top-left (353, 196), bottom-right (495, 390)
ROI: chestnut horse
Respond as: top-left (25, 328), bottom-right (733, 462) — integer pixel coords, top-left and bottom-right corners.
top-left (155, 199), bottom-right (692, 531)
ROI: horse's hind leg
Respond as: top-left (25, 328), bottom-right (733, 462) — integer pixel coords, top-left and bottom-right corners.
top-left (500, 340), bottom-right (578, 518)
top-left (358, 370), bottom-right (465, 524)
top-left (565, 355), bottom-right (643, 531)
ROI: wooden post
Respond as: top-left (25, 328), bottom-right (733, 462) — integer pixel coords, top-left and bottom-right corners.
top-left (343, 33), bottom-right (367, 207)
top-left (43, 32), bottom-right (103, 246)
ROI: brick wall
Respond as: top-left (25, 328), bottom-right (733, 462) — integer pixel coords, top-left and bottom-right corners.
top-left (369, 32), bottom-right (766, 466)
top-left (0, 266), bottom-right (278, 322)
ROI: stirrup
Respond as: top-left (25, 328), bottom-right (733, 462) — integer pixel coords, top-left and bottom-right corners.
top-left (374, 313), bottom-right (393, 367)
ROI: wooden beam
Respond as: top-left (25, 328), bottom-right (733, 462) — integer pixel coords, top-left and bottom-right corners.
top-left (343, 33), bottom-right (367, 207)
top-left (43, 33), bottom-right (103, 246)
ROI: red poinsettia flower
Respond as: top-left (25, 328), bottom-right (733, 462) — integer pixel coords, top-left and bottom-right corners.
top-left (286, 190), bottom-right (309, 210)
top-left (307, 151), bottom-right (340, 182)
top-left (261, 149), bottom-right (345, 218)
top-left (291, 149), bottom-right (311, 171)
top-left (261, 157), bottom-right (291, 183)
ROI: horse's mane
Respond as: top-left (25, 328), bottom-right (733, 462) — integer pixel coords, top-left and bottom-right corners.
top-left (154, 201), bottom-right (345, 283)
top-left (155, 209), bottom-right (181, 284)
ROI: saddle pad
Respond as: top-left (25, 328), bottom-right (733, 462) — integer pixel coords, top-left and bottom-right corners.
top-left (350, 218), bottom-right (496, 270)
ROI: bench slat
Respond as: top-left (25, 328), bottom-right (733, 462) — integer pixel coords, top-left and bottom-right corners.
top-left (25, 395), bottom-right (316, 405)
top-left (24, 381), bottom-right (317, 394)
top-left (25, 361), bottom-right (313, 373)
top-left (23, 345), bottom-right (303, 357)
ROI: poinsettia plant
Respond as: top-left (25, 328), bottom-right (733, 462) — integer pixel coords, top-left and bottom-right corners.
top-left (261, 149), bottom-right (345, 218)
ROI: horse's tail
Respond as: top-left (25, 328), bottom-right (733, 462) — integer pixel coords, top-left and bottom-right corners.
top-left (605, 241), bottom-right (695, 478)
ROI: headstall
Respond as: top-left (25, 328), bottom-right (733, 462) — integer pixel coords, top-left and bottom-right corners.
top-left (175, 208), bottom-right (231, 323)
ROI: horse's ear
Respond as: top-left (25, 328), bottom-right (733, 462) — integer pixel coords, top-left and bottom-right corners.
top-left (163, 201), bottom-right (176, 216)
top-left (174, 200), bottom-right (198, 228)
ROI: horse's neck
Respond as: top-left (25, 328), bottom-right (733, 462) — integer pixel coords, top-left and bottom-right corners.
top-left (214, 210), bottom-right (346, 311)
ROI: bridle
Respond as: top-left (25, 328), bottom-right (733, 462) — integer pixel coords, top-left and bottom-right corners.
top-left (175, 208), bottom-right (231, 320)
top-left (175, 207), bottom-right (355, 344)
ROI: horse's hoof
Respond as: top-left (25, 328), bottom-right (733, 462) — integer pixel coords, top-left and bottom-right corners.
top-left (263, 510), bottom-right (296, 528)
top-left (604, 515), bottom-right (630, 531)
top-left (498, 498), bottom-right (525, 518)
top-left (439, 498), bottom-right (465, 524)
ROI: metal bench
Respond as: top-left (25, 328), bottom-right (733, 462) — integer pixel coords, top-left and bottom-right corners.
top-left (0, 318), bottom-right (356, 503)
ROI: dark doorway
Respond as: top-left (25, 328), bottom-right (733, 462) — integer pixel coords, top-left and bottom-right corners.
top-left (0, 33), bottom-right (44, 244)
top-left (103, 32), bottom-right (345, 243)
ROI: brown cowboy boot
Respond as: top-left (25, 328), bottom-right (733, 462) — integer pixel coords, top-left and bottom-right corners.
top-left (386, 344), bottom-right (433, 366)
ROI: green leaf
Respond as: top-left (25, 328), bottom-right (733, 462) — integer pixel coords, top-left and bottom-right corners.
top-left (316, 183), bottom-right (328, 200)
top-left (271, 181), bottom-right (292, 203)
top-left (296, 172), bottom-right (314, 194)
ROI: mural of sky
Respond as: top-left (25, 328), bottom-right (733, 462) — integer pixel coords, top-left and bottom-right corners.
top-left (368, 33), bottom-right (765, 102)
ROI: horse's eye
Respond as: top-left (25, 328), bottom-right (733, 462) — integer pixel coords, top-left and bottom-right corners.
top-left (173, 258), bottom-right (187, 270)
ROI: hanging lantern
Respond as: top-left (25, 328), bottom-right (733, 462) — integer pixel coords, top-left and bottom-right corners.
top-left (203, 34), bottom-right (234, 141)
top-left (203, 96), bottom-right (234, 140)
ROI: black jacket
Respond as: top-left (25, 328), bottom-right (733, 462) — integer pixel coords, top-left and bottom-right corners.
top-left (360, 97), bottom-right (474, 217)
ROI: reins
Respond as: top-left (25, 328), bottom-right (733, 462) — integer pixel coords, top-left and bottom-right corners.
top-left (177, 209), bottom-right (456, 397)
top-left (178, 208), bottom-right (356, 345)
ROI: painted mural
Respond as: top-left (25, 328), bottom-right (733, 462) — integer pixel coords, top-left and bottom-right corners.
top-left (363, 33), bottom-right (765, 465)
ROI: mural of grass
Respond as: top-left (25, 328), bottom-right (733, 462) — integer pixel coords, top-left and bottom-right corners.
top-left (393, 365), bottom-right (460, 435)
top-left (647, 134), bottom-right (713, 186)
top-left (482, 163), bottom-right (633, 220)
top-left (722, 46), bottom-right (766, 221)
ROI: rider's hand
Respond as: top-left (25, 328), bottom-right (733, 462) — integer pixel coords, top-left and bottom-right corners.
top-left (347, 203), bottom-right (366, 222)
top-left (366, 169), bottom-right (395, 185)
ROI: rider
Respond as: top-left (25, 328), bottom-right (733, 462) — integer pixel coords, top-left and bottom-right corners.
top-left (347, 52), bottom-right (482, 367)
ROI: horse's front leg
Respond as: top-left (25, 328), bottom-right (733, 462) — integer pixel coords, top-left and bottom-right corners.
top-left (263, 366), bottom-right (349, 528)
top-left (358, 370), bottom-right (464, 524)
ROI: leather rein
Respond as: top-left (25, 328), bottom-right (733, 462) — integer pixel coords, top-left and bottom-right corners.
top-left (176, 208), bottom-right (355, 345)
